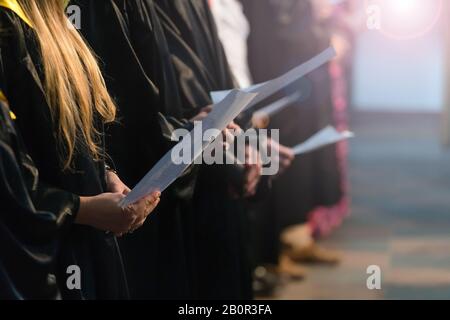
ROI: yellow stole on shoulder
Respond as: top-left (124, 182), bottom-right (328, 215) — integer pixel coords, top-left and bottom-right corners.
top-left (0, 0), bottom-right (32, 28)
top-left (0, 90), bottom-right (17, 120)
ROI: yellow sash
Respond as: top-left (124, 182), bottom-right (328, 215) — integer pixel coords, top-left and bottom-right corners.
top-left (0, 90), bottom-right (16, 120)
top-left (0, 0), bottom-right (32, 28)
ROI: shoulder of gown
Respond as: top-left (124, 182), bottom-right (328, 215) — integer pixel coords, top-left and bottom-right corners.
top-left (0, 0), bottom-right (32, 28)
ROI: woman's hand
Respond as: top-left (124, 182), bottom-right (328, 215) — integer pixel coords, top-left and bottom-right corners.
top-left (77, 191), bottom-right (161, 236)
top-left (278, 143), bottom-right (295, 172)
top-left (226, 121), bottom-right (242, 133)
top-left (251, 112), bottom-right (270, 129)
top-left (123, 191), bottom-right (161, 235)
top-left (268, 139), bottom-right (295, 176)
top-left (77, 193), bottom-right (133, 235)
top-left (243, 145), bottom-right (262, 197)
top-left (190, 106), bottom-right (212, 122)
top-left (106, 170), bottom-right (131, 195)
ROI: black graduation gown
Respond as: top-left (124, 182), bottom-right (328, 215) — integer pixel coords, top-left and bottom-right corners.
top-left (0, 8), bottom-right (128, 299)
top-left (0, 99), bottom-right (61, 300)
top-left (77, 0), bottom-right (252, 299)
top-left (242, 0), bottom-right (342, 263)
top-left (154, 0), bottom-right (253, 299)
top-left (73, 0), bottom-right (199, 299)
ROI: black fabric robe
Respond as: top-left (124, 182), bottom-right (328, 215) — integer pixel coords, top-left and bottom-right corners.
top-left (73, 0), bottom-right (202, 299)
top-left (0, 99), bottom-right (62, 300)
top-left (0, 8), bottom-right (128, 299)
top-left (154, 0), bottom-right (253, 299)
top-left (242, 0), bottom-right (342, 264)
top-left (75, 0), bottom-right (253, 299)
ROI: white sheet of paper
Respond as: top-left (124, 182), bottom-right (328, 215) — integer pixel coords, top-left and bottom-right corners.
top-left (120, 89), bottom-right (258, 207)
top-left (211, 82), bottom-right (266, 104)
top-left (210, 46), bottom-right (336, 109)
top-left (253, 92), bottom-right (301, 119)
top-left (293, 126), bottom-right (354, 156)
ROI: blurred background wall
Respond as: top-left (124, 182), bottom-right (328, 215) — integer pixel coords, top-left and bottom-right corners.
top-left (352, 1), bottom-right (446, 113)
top-left (353, 29), bottom-right (445, 112)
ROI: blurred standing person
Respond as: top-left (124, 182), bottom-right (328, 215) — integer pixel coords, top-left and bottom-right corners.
top-left (210, 0), bottom-right (302, 296)
top-left (242, 0), bottom-right (345, 273)
top-left (73, 0), bottom-right (202, 300)
top-left (155, 0), bottom-right (263, 299)
top-left (305, 0), bottom-right (353, 237)
top-left (75, 0), bottom-right (261, 300)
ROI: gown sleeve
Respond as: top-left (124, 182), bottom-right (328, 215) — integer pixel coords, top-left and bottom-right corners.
top-left (0, 99), bottom-right (63, 299)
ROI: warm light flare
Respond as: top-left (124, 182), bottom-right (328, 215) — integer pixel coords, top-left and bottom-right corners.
top-left (365, 0), bottom-right (443, 40)
top-left (388, 0), bottom-right (421, 15)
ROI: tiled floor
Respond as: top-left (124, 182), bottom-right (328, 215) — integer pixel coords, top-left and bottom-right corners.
top-left (276, 112), bottom-right (450, 300)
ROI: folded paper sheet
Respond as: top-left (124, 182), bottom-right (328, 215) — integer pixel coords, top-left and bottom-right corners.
top-left (210, 46), bottom-right (336, 108)
top-left (120, 90), bottom-right (258, 207)
top-left (293, 126), bottom-right (354, 156)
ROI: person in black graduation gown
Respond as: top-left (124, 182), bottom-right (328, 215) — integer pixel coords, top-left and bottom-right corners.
top-left (74, 0), bottom-right (260, 299)
top-left (0, 1), bottom-right (160, 299)
top-left (242, 0), bottom-right (342, 267)
top-left (154, 0), bottom-right (263, 299)
top-left (72, 0), bottom-right (203, 299)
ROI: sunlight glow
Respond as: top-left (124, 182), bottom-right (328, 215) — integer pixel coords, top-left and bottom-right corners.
top-left (365, 0), bottom-right (443, 40)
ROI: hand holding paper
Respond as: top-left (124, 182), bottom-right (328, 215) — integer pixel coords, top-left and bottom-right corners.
top-left (120, 90), bottom-right (258, 207)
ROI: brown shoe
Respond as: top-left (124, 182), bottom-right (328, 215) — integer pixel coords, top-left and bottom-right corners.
top-left (285, 243), bottom-right (341, 265)
top-left (281, 224), bottom-right (314, 249)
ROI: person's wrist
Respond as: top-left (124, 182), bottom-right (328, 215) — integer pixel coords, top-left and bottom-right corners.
top-left (76, 196), bottom-right (94, 226)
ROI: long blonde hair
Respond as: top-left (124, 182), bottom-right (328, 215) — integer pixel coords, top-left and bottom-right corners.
top-left (17, 0), bottom-right (116, 169)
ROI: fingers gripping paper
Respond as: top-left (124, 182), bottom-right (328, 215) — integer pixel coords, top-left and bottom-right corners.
top-left (120, 90), bottom-right (258, 207)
